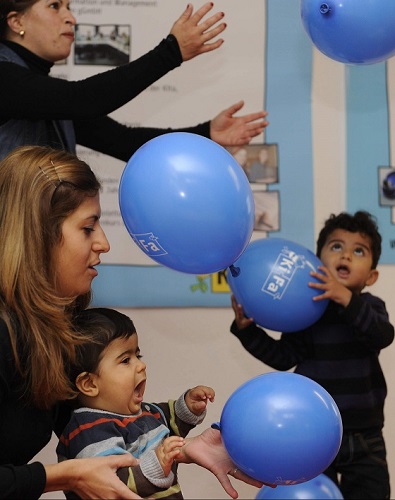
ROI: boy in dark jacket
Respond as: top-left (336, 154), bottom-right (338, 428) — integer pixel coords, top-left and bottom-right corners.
top-left (230, 211), bottom-right (394, 499)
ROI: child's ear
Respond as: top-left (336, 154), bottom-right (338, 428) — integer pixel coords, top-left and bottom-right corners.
top-left (365, 268), bottom-right (379, 287)
top-left (75, 372), bottom-right (99, 398)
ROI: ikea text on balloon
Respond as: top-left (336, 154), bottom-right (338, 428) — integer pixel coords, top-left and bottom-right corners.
top-left (227, 238), bottom-right (329, 332)
top-left (119, 132), bottom-right (254, 274)
top-left (219, 372), bottom-right (343, 485)
top-left (301, 0), bottom-right (395, 65)
top-left (256, 473), bottom-right (343, 499)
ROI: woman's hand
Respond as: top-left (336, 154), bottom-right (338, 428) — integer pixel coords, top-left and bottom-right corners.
top-left (210, 101), bottom-right (269, 146)
top-left (45, 455), bottom-right (142, 499)
top-left (170, 2), bottom-right (226, 61)
top-left (177, 427), bottom-right (268, 499)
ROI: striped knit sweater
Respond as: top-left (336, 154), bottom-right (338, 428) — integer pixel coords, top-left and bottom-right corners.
top-left (57, 393), bottom-right (205, 499)
top-left (231, 292), bottom-right (394, 431)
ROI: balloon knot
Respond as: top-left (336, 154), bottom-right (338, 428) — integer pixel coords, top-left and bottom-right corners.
top-left (229, 265), bottom-right (240, 277)
top-left (320, 3), bottom-right (331, 14)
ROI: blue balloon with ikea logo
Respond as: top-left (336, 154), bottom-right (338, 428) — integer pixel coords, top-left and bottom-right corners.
top-left (227, 238), bottom-right (328, 332)
top-left (119, 132), bottom-right (254, 274)
top-left (301, 0), bottom-right (395, 64)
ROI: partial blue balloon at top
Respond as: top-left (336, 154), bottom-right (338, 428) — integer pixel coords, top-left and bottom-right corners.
top-left (119, 132), bottom-right (254, 274)
top-left (301, 0), bottom-right (395, 64)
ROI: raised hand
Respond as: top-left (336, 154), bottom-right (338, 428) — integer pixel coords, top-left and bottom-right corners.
top-left (170, 2), bottom-right (226, 61)
top-left (210, 101), bottom-right (269, 146)
top-left (185, 385), bottom-right (215, 415)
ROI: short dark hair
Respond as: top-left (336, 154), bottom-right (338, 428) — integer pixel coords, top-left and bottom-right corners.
top-left (316, 211), bottom-right (382, 269)
top-left (70, 308), bottom-right (136, 385)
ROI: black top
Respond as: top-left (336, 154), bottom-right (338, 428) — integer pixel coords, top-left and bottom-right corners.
top-left (0, 318), bottom-right (72, 498)
top-left (231, 292), bottom-right (394, 432)
top-left (0, 38), bottom-right (210, 161)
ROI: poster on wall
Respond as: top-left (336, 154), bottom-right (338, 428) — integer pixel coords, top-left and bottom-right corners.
top-left (346, 61), bottom-right (395, 264)
top-left (51, 0), bottom-right (316, 306)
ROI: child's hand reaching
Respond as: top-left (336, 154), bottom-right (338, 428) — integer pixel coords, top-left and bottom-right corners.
top-left (155, 436), bottom-right (185, 476)
top-left (185, 385), bottom-right (215, 416)
top-left (231, 295), bottom-right (254, 330)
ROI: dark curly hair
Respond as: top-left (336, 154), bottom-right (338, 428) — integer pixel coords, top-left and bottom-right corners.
top-left (316, 211), bottom-right (381, 269)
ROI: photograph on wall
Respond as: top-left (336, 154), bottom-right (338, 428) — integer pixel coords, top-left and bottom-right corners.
top-left (252, 190), bottom-right (280, 232)
top-left (378, 166), bottom-right (395, 206)
top-left (229, 143), bottom-right (279, 184)
top-left (74, 24), bottom-right (130, 65)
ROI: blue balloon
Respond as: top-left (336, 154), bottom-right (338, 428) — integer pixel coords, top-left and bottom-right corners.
top-left (119, 132), bottom-right (254, 274)
top-left (301, 0), bottom-right (395, 64)
top-left (227, 238), bottom-right (329, 332)
top-left (256, 474), bottom-right (343, 499)
top-left (219, 372), bottom-right (343, 485)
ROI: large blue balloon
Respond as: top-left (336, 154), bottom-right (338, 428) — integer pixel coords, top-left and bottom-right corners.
top-left (119, 132), bottom-right (254, 274)
top-left (301, 0), bottom-right (395, 64)
top-left (219, 372), bottom-right (343, 485)
top-left (256, 474), bottom-right (343, 499)
top-left (227, 238), bottom-right (329, 332)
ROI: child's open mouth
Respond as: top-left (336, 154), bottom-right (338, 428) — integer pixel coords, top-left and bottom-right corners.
top-left (134, 380), bottom-right (146, 402)
top-left (336, 265), bottom-right (350, 279)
